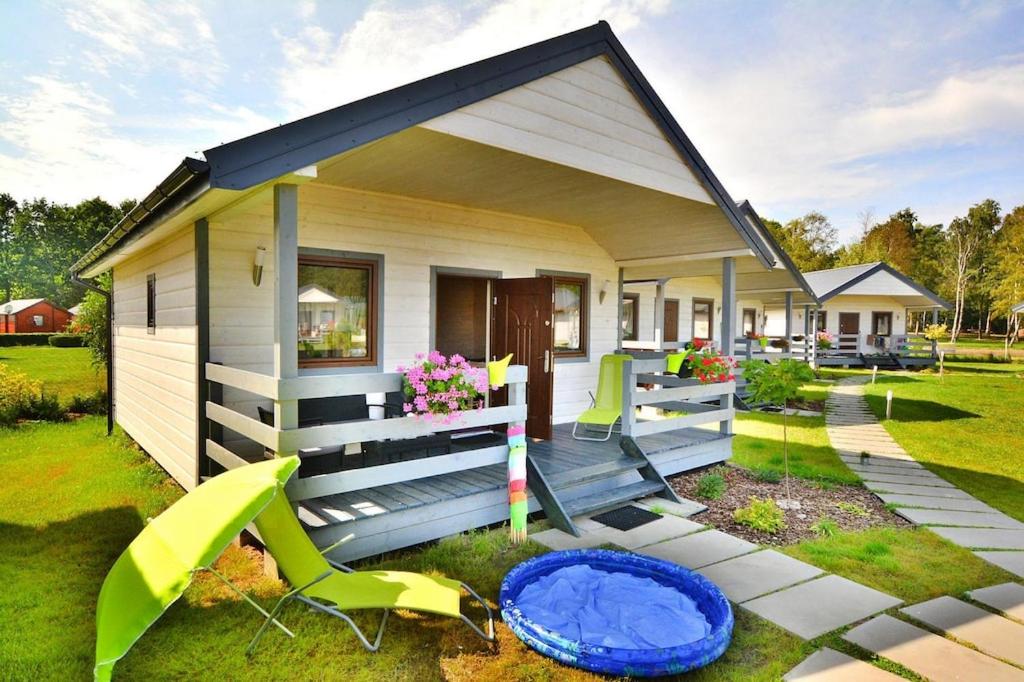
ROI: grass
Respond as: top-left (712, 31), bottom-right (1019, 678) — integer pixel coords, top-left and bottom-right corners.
top-left (1, 416), bottom-right (818, 681)
top-left (862, 361), bottom-right (1024, 521)
top-left (0, 346), bottom-right (104, 402)
top-left (783, 526), bottom-right (1015, 604)
top-left (732, 411), bottom-right (858, 485)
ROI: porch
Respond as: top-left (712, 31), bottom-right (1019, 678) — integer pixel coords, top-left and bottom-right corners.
top-left (204, 357), bottom-right (735, 561)
top-left (814, 333), bottom-right (939, 369)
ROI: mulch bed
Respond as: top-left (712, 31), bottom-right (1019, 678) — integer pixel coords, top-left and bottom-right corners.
top-left (670, 465), bottom-right (909, 546)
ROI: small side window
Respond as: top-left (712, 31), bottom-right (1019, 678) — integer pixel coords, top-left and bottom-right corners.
top-left (146, 274), bottom-right (156, 333)
top-left (33, 315), bottom-right (44, 327)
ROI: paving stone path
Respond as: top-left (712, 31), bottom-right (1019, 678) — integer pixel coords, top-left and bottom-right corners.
top-left (533, 504), bottom-right (902, 641)
top-left (826, 376), bottom-right (1024, 577)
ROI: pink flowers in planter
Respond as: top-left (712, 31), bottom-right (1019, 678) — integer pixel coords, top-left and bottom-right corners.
top-left (397, 351), bottom-right (491, 424)
top-left (816, 330), bottom-right (835, 349)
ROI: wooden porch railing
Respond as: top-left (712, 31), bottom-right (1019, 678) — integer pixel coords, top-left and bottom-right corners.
top-left (733, 337), bottom-right (812, 363)
top-left (892, 334), bottom-right (937, 358)
top-left (204, 363), bottom-right (528, 502)
top-left (622, 357), bottom-right (735, 437)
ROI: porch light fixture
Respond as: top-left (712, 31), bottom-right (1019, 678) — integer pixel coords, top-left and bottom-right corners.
top-left (598, 279), bottom-right (611, 304)
top-left (252, 247), bottom-right (267, 287)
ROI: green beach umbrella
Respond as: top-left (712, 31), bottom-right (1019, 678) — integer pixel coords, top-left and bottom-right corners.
top-left (94, 456), bottom-right (299, 681)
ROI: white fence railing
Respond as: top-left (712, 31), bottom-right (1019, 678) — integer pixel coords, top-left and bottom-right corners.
top-left (622, 357), bottom-right (735, 438)
top-left (205, 363), bottom-right (528, 502)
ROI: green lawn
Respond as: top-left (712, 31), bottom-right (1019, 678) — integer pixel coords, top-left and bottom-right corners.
top-left (0, 416), bottom-right (817, 681)
top-left (0, 346), bottom-right (105, 402)
top-left (862, 361), bottom-right (1024, 521)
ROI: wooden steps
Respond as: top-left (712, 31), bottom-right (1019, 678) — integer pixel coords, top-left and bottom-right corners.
top-left (562, 480), bottom-right (666, 518)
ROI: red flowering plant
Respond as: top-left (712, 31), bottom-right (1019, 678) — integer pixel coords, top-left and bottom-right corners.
top-left (396, 351), bottom-right (491, 424)
top-left (686, 346), bottom-right (739, 384)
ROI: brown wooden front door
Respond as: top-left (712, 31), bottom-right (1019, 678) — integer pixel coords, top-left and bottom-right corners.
top-left (491, 277), bottom-right (554, 440)
top-left (664, 299), bottom-right (680, 343)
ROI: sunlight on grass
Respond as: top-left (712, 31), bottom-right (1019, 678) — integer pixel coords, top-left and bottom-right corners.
top-left (732, 411), bottom-right (858, 485)
top-left (783, 527), bottom-right (1015, 604)
top-left (862, 361), bottom-right (1024, 521)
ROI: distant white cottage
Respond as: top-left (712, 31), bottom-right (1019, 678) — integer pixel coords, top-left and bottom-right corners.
top-left (766, 261), bottom-right (950, 368)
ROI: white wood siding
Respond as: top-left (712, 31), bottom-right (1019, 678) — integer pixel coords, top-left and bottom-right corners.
top-left (112, 227), bottom-right (198, 489)
top-left (210, 184), bottom-right (621, 425)
top-left (421, 56), bottom-right (714, 204)
top-left (766, 295), bottom-right (909, 351)
top-left (625, 279), bottom-right (762, 346)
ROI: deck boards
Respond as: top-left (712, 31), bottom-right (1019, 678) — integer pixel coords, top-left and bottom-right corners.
top-left (296, 423), bottom-right (728, 528)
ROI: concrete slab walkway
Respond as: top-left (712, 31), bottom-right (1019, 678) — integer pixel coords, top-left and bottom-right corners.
top-left (825, 376), bottom-right (1024, 578)
top-left (533, 504), bottom-right (900, 641)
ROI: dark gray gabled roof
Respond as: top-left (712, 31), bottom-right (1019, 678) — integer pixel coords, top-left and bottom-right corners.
top-left (738, 200), bottom-right (818, 302)
top-left (74, 21), bottom-right (773, 274)
top-left (804, 261), bottom-right (951, 308)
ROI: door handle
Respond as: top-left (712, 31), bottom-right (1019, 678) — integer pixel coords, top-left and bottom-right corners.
top-left (543, 350), bottom-right (551, 373)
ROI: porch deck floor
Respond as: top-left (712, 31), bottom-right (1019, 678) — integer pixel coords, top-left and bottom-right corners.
top-left (297, 423), bottom-right (725, 529)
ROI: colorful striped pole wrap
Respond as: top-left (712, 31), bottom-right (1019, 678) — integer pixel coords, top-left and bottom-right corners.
top-left (508, 424), bottom-right (528, 543)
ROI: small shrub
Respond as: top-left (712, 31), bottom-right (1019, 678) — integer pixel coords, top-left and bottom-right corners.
top-left (25, 392), bottom-right (64, 421)
top-left (733, 497), bottom-right (787, 533)
top-left (836, 501), bottom-right (870, 517)
top-left (48, 333), bottom-right (85, 348)
top-left (0, 364), bottom-right (41, 426)
top-left (811, 517), bottom-right (839, 537)
top-left (753, 467), bottom-right (782, 484)
top-left (67, 390), bottom-right (108, 415)
top-left (696, 472), bottom-right (726, 500)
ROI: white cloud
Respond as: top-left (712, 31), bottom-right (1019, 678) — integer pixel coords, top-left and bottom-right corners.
top-left (62, 0), bottom-right (225, 87)
top-left (276, 0), bottom-right (669, 118)
top-left (0, 76), bottom-right (273, 203)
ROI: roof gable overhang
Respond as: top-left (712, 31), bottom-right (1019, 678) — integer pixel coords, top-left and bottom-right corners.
top-left (737, 200), bottom-right (818, 304)
top-left (816, 262), bottom-right (951, 308)
top-left (74, 21), bottom-right (772, 275)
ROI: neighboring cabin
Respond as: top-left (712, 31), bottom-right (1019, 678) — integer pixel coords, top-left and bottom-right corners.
top-left (765, 261), bottom-right (950, 366)
top-left (0, 298), bottom-right (73, 334)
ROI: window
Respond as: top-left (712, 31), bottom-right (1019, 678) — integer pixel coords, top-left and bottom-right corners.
top-left (551, 275), bottom-right (588, 357)
top-left (872, 312), bottom-right (893, 336)
top-left (32, 315), bottom-right (45, 328)
top-left (816, 311), bottom-right (828, 332)
top-left (621, 293), bottom-right (639, 341)
top-left (146, 274), bottom-right (156, 333)
top-left (297, 254), bottom-right (377, 367)
top-left (742, 308), bottom-right (756, 336)
top-left (838, 312), bottom-right (860, 335)
top-left (692, 298), bottom-right (714, 340)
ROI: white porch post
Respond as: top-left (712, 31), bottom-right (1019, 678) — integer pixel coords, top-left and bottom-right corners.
top-left (273, 184), bottom-right (299, 455)
top-left (654, 280), bottom-right (666, 349)
top-left (720, 257), bottom-right (736, 355)
top-left (720, 257), bottom-right (735, 436)
top-left (810, 306), bottom-right (818, 365)
top-left (616, 267), bottom-right (624, 351)
top-left (784, 291), bottom-right (793, 341)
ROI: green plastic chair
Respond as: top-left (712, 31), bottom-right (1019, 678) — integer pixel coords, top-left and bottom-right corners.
top-left (247, 492), bottom-right (495, 654)
top-left (572, 353), bottom-right (631, 441)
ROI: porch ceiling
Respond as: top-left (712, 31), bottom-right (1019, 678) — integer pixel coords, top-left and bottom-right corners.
top-left (310, 126), bottom-right (754, 264)
top-left (626, 257), bottom-right (814, 306)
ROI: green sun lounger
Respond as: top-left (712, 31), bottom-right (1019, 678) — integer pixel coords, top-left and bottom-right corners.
top-left (247, 491), bottom-right (495, 654)
top-left (572, 353), bottom-right (630, 441)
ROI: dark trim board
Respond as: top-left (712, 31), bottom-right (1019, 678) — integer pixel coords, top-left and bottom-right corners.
top-left (195, 218), bottom-right (210, 482)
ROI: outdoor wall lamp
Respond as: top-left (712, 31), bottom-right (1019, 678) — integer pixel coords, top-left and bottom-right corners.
top-left (598, 279), bottom-right (611, 304)
top-left (252, 246), bottom-right (267, 287)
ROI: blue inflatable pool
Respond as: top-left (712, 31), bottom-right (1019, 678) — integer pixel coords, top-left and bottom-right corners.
top-left (500, 549), bottom-right (733, 677)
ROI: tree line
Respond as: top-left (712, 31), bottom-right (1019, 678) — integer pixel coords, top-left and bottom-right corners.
top-left (0, 193), bottom-right (132, 309)
top-left (762, 199), bottom-right (1024, 342)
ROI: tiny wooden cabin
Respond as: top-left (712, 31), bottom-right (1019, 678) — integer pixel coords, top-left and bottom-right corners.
top-left (0, 298), bottom-right (73, 334)
top-left (765, 262), bottom-right (950, 368)
top-left (74, 23), bottom-right (786, 560)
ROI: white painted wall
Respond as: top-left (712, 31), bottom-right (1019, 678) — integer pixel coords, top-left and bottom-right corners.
top-left (624, 279), bottom-right (763, 347)
top-left (111, 226), bottom-right (198, 489)
top-left (210, 184), bottom-right (623, 425)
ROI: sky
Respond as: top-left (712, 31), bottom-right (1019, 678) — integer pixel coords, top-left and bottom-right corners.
top-left (1, 0), bottom-right (1022, 242)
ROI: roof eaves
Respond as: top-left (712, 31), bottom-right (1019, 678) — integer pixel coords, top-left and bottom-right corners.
top-left (738, 201), bottom-right (818, 303)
